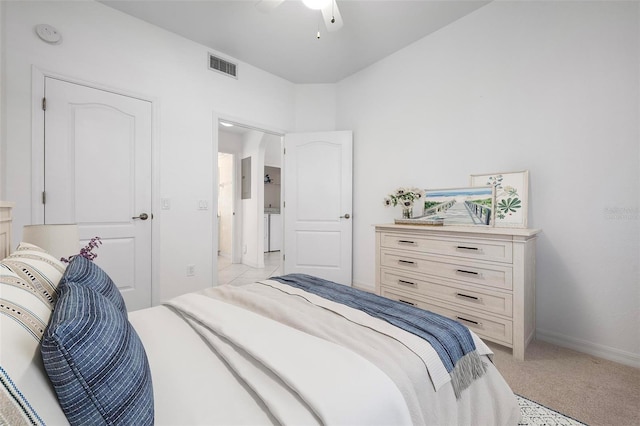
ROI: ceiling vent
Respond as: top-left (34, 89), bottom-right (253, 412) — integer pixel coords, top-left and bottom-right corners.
top-left (208, 54), bottom-right (238, 78)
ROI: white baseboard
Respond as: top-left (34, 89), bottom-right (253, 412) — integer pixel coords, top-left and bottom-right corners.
top-left (536, 328), bottom-right (640, 368)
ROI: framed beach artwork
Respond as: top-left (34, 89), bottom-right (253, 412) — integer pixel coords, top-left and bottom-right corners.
top-left (470, 170), bottom-right (529, 228)
top-left (419, 186), bottom-right (495, 227)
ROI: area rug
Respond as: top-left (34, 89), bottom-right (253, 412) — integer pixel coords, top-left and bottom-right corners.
top-left (517, 394), bottom-right (587, 425)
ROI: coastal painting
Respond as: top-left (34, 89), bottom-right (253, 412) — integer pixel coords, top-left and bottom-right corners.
top-left (470, 170), bottom-right (529, 228)
top-left (422, 186), bottom-right (495, 226)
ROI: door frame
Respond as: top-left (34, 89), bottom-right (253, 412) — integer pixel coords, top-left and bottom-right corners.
top-left (31, 67), bottom-right (161, 305)
top-left (212, 112), bottom-right (286, 280)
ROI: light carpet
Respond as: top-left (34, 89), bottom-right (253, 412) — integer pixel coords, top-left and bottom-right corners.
top-left (518, 394), bottom-right (586, 426)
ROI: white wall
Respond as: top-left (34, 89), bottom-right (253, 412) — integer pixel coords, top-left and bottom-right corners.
top-left (217, 152), bottom-right (234, 258)
top-left (219, 130), bottom-right (244, 264)
top-left (264, 134), bottom-right (282, 168)
top-left (295, 84), bottom-right (337, 131)
top-left (264, 135), bottom-right (282, 210)
top-left (338, 1), bottom-right (639, 366)
top-left (240, 131), bottom-right (266, 268)
top-left (3, 1), bottom-right (296, 303)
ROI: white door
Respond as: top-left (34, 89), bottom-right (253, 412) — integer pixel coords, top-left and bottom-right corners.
top-left (42, 77), bottom-right (152, 311)
top-left (283, 131), bottom-right (353, 285)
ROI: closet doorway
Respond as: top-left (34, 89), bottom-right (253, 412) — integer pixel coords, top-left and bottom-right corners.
top-left (217, 120), bottom-right (283, 286)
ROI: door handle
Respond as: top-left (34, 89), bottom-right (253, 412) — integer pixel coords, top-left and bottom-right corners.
top-left (340, 213), bottom-right (350, 219)
top-left (132, 213), bottom-right (149, 220)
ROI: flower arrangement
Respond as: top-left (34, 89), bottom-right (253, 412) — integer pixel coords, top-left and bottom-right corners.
top-left (61, 236), bottom-right (102, 263)
top-left (383, 187), bottom-right (425, 219)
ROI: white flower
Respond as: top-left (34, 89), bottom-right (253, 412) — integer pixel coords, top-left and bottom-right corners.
top-left (384, 186), bottom-right (424, 211)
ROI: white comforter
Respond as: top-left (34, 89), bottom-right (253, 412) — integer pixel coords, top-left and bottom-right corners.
top-left (129, 281), bottom-right (521, 426)
top-left (166, 292), bottom-right (412, 425)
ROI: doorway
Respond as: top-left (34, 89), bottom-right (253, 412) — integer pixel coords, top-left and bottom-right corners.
top-left (217, 120), bottom-right (283, 286)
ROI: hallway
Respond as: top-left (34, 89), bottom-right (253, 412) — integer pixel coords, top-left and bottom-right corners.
top-left (217, 252), bottom-right (283, 287)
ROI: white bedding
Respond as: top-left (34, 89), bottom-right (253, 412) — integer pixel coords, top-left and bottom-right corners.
top-left (258, 279), bottom-right (494, 391)
top-left (129, 304), bottom-right (275, 425)
top-left (128, 281), bottom-right (521, 426)
top-left (166, 292), bottom-right (412, 425)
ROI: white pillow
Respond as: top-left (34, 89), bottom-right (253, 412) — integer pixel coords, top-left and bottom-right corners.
top-left (0, 242), bottom-right (68, 424)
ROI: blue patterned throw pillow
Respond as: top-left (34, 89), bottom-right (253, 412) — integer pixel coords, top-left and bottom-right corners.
top-left (60, 255), bottom-right (128, 315)
top-left (41, 281), bottom-right (153, 426)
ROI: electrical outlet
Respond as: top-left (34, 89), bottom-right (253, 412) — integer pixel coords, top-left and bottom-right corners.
top-left (186, 264), bottom-right (195, 276)
top-left (198, 200), bottom-right (208, 210)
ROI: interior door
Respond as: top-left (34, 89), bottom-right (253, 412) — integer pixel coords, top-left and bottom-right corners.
top-left (43, 77), bottom-right (152, 311)
top-left (283, 131), bottom-right (353, 285)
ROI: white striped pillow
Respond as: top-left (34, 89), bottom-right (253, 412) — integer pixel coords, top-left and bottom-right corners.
top-left (0, 242), bottom-right (69, 424)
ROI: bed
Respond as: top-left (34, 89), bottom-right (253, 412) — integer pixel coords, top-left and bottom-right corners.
top-left (0, 242), bottom-right (521, 425)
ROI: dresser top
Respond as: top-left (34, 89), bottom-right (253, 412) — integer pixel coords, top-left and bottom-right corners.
top-left (0, 201), bottom-right (15, 208)
top-left (375, 223), bottom-right (541, 238)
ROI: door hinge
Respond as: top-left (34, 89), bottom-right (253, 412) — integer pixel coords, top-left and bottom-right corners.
top-left (283, 147), bottom-right (286, 155)
top-left (42, 191), bottom-right (46, 204)
top-left (283, 254), bottom-right (286, 261)
top-left (283, 201), bottom-right (285, 208)
top-left (42, 97), bottom-right (46, 111)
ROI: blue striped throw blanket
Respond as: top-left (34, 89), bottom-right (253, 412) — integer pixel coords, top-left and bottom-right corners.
top-left (270, 273), bottom-right (487, 397)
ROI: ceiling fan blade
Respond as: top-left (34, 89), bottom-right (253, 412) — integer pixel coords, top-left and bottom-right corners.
top-left (321, 0), bottom-right (343, 32)
top-left (255, 0), bottom-right (285, 13)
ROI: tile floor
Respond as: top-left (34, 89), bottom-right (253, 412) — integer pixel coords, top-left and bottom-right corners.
top-left (217, 251), bottom-right (283, 286)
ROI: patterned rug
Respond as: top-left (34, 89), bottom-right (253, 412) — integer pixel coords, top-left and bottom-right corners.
top-left (517, 394), bottom-right (587, 425)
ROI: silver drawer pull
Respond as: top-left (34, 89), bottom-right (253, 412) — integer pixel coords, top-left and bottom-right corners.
top-left (398, 279), bottom-right (417, 287)
top-left (456, 269), bottom-right (482, 277)
top-left (398, 240), bottom-right (417, 245)
top-left (398, 259), bottom-right (416, 266)
top-left (457, 316), bottom-right (483, 328)
top-left (398, 299), bottom-right (416, 306)
top-left (456, 293), bottom-right (482, 303)
top-left (456, 245), bottom-right (481, 252)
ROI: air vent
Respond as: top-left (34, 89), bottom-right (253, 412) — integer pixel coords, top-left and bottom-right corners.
top-left (208, 54), bottom-right (238, 78)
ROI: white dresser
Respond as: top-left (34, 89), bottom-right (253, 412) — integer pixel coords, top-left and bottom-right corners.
top-left (375, 224), bottom-right (540, 360)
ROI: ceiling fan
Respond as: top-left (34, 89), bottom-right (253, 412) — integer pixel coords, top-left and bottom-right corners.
top-left (256, 0), bottom-right (344, 32)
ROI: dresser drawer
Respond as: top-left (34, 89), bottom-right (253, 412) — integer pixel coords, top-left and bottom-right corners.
top-left (380, 288), bottom-right (513, 346)
top-left (380, 269), bottom-right (513, 317)
top-left (380, 232), bottom-right (513, 263)
top-left (380, 250), bottom-right (513, 291)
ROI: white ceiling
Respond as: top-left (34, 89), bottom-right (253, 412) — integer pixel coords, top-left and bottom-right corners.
top-left (99, 0), bottom-right (490, 84)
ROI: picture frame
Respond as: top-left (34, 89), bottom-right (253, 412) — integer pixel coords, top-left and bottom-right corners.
top-left (416, 186), bottom-right (496, 227)
top-left (470, 170), bottom-right (529, 228)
